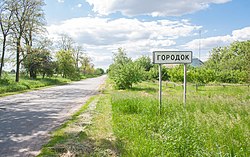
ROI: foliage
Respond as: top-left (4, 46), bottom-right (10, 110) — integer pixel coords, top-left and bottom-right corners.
top-left (205, 40), bottom-right (250, 83)
top-left (188, 67), bottom-right (216, 84)
top-left (56, 50), bottom-right (79, 80)
top-left (168, 65), bottom-right (184, 82)
top-left (95, 68), bottom-right (105, 75)
top-left (10, 0), bottom-right (46, 82)
top-left (134, 55), bottom-right (152, 71)
top-left (148, 64), bottom-right (169, 81)
top-left (166, 41), bottom-right (250, 84)
top-left (109, 48), bottom-right (144, 89)
top-left (23, 48), bottom-right (54, 79)
top-left (80, 54), bottom-right (94, 74)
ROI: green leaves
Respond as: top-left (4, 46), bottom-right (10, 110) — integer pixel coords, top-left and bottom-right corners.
top-left (109, 48), bottom-right (144, 89)
top-left (56, 50), bottom-right (79, 80)
top-left (205, 40), bottom-right (250, 83)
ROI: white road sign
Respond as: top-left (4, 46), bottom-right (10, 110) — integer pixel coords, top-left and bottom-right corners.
top-left (153, 51), bottom-right (192, 64)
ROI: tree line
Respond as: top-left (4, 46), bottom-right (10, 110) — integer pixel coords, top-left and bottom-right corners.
top-left (109, 40), bottom-right (250, 89)
top-left (0, 0), bottom-right (103, 82)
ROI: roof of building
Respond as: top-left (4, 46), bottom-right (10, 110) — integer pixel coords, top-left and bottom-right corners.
top-left (191, 58), bottom-right (204, 67)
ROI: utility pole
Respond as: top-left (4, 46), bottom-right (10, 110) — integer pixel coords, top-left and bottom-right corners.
top-left (199, 30), bottom-right (201, 59)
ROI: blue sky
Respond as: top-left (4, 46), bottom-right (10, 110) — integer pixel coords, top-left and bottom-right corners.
top-left (43, 0), bottom-right (250, 69)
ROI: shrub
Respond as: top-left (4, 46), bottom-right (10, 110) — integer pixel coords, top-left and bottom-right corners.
top-left (109, 48), bottom-right (144, 89)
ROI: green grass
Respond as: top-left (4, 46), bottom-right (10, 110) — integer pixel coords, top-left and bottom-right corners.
top-left (0, 75), bottom-right (70, 96)
top-left (0, 74), bottom-right (104, 96)
top-left (112, 81), bottom-right (250, 156)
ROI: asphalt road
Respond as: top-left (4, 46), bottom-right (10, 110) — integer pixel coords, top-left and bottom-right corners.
top-left (0, 75), bottom-right (106, 157)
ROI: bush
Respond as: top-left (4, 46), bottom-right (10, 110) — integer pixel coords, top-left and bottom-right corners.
top-left (109, 61), bottom-right (144, 89)
top-left (168, 65), bottom-right (184, 82)
top-left (148, 64), bottom-right (169, 81)
top-left (109, 48), bottom-right (144, 89)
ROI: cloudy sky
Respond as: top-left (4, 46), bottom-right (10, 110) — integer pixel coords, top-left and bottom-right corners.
top-left (44, 0), bottom-right (250, 69)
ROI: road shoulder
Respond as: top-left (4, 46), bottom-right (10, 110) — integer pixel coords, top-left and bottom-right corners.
top-left (38, 88), bottom-right (118, 156)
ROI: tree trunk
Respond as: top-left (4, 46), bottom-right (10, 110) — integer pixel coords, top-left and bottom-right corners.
top-left (0, 36), bottom-right (6, 78)
top-left (16, 39), bottom-right (21, 82)
top-left (29, 67), bottom-right (37, 79)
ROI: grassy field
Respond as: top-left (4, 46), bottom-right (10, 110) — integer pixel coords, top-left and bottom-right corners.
top-left (0, 75), bottom-right (71, 96)
top-left (112, 81), bottom-right (250, 156)
top-left (0, 73), bottom-right (104, 96)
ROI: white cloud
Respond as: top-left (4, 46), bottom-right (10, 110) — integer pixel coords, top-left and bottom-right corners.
top-left (77, 4), bottom-right (82, 8)
top-left (57, 0), bottom-right (64, 3)
top-left (85, 0), bottom-right (231, 16)
top-left (182, 26), bottom-right (250, 60)
top-left (46, 17), bottom-right (200, 69)
top-left (232, 27), bottom-right (250, 41)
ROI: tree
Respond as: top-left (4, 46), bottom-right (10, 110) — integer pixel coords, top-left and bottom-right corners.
top-left (56, 50), bottom-right (78, 79)
top-left (57, 34), bottom-right (75, 51)
top-left (148, 64), bottom-right (169, 81)
top-left (109, 48), bottom-right (144, 89)
top-left (95, 68), bottom-right (104, 75)
top-left (135, 56), bottom-right (154, 80)
top-left (73, 45), bottom-right (85, 71)
top-left (22, 0), bottom-right (46, 74)
top-left (23, 48), bottom-right (52, 79)
top-left (168, 65), bottom-right (184, 82)
top-left (135, 56), bottom-right (152, 71)
top-left (0, 0), bottom-right (13, 78)
top-left (10, 0), bottom-right (46, 82)
top-left (80, 54), bottom-right (92, 74)
top-left (205, 40), bottom-right (250, 83)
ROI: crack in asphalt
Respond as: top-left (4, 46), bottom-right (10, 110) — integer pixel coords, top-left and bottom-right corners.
top-left (0, 75), bottom-right (106, 157)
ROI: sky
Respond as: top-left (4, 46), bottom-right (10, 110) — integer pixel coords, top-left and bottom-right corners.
top-left (43, 0), bottom-right (250, 70)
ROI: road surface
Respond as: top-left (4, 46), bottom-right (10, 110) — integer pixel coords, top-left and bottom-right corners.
top-left (0, 75), bottom-right (106, 157)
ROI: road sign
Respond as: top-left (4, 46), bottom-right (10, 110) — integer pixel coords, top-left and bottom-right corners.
top-left (153, 51), bottom-right (192, 64)
top-left (152, 51), bottom-right (193, 113)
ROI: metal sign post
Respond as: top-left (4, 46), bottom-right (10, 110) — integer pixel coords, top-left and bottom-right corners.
top-left (152, 51), bottom-right (192, 111)
top-left (183, 64), bottom-right (187, 107)
top-left (159, 64), bottom-right (162, 114)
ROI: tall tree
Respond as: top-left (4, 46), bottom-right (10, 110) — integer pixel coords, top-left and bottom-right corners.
top-left (73, 45), bottom-right (85, 71)
top-left (0, 0), bottom-right (13, 78)
top-left (56, 50), bottom-right (77, 78)
top-left (57, 34), bottom-right (75, 51)
top-left (23, 0), bottom-right (46, 71)
top-left (80, 54), bottom-right (92, 74)
top-left (10, 0), bottom-right (45, 82)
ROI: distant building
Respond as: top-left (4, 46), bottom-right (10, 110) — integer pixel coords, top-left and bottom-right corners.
top-left (164, 58), bottom-right (204, 68)
top-left (191, 58), bottom-right (204, 67)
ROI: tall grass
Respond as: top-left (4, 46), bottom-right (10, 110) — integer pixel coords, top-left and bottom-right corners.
top-left (0, 74), bottom-right (71, 95)
top-left (112, 82), bottom-right (250, 156)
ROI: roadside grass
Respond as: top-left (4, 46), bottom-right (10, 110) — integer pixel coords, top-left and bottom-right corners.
top-left (37, 96), bottom-right (97, 157)
top-left (86, 89), bottom-right (118, 156)
top-left (38, 82), bottom-right (118, 157)
top-left (0, 75), bottom-right (71, 96)
top-left (0, 73), bottom-right (104, 96)
top-left (112, 81), bottom-right (250, 156)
